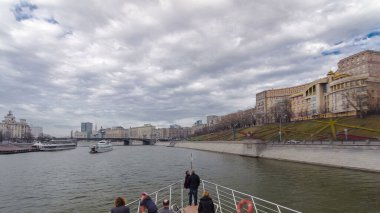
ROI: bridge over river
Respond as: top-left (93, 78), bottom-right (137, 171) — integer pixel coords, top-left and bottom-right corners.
top-left (76, 137), bottom-right (158, 145)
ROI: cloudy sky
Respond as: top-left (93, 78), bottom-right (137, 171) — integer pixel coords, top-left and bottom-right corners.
top-left (1, 0), bottom-right (380, 136)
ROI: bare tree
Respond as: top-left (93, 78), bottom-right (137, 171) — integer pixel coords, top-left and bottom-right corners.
top-left (343, 90), bottom-right (368, 118)
top-left (269, 99), bottom-right (292, 123)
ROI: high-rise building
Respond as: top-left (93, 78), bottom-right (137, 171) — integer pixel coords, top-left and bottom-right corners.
top-left (0, 111), bottom-right (31, 140)
top-left (81, 122), bottom-right (93, 138)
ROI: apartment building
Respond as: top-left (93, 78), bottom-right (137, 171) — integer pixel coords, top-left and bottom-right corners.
top-left (256, 84), bottom-right (308, 124)
top-left (105, 126), bottom-right (129, 138)
top-left (0, 111), bottom-right (31, 140)
top-left (129, 124), bottom-right (156, 139)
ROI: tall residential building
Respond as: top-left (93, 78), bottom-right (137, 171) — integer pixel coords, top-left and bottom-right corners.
top-left (81, 122), bottom-right (93, 138)
top-left (0, 111), bottom-right (31, 140)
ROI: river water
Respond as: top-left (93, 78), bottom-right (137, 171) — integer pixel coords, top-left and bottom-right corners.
top-left (0, 145), bottom-right (379, 213)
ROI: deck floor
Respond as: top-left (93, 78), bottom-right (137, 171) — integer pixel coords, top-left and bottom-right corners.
top-left (183, 205), bottom-right (198, 213)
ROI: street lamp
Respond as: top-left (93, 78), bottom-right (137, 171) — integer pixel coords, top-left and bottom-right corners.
top-left (279, 114), bottom-right (287, 142)
top-left (344, 129), bottom-right (348, 141)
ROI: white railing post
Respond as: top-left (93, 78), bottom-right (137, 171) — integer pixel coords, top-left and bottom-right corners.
top-left (202, 180), bottom-right (205, 192)
top-left (181, 182), bottom-right (184, 209)
top-left (251, 196), bottom-right (258, 213)
top-left (276, 205), bottom-right (282, 213)
top-left (232, 190), bottom-right (237, 211)
top-left (169, 186), bottom-right (172, 207)
top-left (137, 200), bottom-right (141, 213)
top-left (215, 185), bottom-right (222, 213)
top-left (155, 192), bottom-right (158, 204)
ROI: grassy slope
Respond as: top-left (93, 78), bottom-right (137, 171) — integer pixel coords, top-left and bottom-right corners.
top-left (189, 115), bottom-right (380, 141)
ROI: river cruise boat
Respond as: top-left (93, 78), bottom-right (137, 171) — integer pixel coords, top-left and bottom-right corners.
top-left (32, 139), bottom-right (77, 151)
top-left (124, 179), bottom-right (301, 213)
top-left (89, 140), bottom-right (113, 153)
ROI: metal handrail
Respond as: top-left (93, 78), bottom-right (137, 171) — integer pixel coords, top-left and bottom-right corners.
top-left (124, 179), bottom-right (301, 213)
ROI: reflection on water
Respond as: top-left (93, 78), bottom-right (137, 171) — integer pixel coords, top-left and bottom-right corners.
top-left (0, 146), bottom-right (379, 212)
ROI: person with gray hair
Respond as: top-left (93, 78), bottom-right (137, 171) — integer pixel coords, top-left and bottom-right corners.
top-left (158, 199), bottom-right (175, 213)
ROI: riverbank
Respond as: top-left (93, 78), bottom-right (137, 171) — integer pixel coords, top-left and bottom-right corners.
top-left (170, 140), bottom-right (380, 173)
top-left (0, 144), bottom-right (38, 154)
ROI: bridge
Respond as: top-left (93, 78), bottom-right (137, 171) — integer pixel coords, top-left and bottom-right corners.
top-left (75, 137), bottom-right (156, 145)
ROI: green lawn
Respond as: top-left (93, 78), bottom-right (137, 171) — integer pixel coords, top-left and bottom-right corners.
top-left (189, 115), bottom-right (380, 141)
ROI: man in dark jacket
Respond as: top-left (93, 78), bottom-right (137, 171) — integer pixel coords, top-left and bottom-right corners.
top-left (187, 170), bottom-right (200, 206)
top-left (198, 191), bottom-right (215, 213)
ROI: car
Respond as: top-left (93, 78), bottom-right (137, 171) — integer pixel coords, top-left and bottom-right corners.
top-left (286, 140), bottom-right (301, 144)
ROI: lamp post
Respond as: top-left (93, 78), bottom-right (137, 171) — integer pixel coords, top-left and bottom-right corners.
top-left (279, 118), bottom-right (282, 142)
top-left (279, 114), bottom-right (287, 142)
top-left (344, 128), bottom-right (348, 141)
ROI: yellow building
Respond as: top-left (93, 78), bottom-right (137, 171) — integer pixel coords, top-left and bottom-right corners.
top-left (258, 50), bottom-right (380, 122)
top-left (256, 84), bottom-right (308, 123)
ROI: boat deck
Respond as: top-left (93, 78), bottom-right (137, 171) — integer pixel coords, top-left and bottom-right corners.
top-left (183, 205), bottom-right (197, 213)
top-left (125, 180), bottom-right (301, 213)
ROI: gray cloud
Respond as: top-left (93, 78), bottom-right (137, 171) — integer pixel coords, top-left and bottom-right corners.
top-left (1, 0), bottom-right (380, 136)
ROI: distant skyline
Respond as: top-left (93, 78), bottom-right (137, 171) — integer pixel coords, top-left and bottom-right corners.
top-left (1, 0), bottom-right (380, 136)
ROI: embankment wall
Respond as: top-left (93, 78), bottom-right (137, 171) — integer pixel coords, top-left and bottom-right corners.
top-left (173, 141), bottom-right (380, 173)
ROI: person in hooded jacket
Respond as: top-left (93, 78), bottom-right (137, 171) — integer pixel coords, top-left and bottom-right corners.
top-left (198, 191), bottom-right (214, 213)
top-left (184, 170), bottom-right (190, 189)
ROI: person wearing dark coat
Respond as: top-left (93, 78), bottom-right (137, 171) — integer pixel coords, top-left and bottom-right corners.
top-left (198, 191), bottom-right (215, 213)
top-left (184, 170), bottom-right (190, 189)
top-left (187, 170), bottom-right (200, 205)
top-left (111, 197), bottom-right (130, 213)
top-left (140, 192), bottom-right (158, 213)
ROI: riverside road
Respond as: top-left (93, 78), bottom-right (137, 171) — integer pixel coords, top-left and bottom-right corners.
top-left (0, 145), bottom-right (379, 212)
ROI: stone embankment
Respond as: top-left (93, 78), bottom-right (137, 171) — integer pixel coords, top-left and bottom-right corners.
top-left (169, 140), bottom-right (380, 173)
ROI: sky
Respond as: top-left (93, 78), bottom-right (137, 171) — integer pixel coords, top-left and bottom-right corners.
top-left (0, 0), bottom-right (380, 136)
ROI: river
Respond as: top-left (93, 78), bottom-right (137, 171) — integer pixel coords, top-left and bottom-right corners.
top-left (0, 145), bottom-right (379, 213)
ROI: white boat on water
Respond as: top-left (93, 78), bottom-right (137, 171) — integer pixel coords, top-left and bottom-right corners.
top-left (89, 140), bottom-right (113, 153)
top-left (32, 139), bottom-right (77, 151)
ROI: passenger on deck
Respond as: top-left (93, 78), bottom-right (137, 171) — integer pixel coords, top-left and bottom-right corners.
top-left (140, 192), bottom-right (158, 213)
top-left (184, 170), bottom-right (190, 189)
top-left (198, 191), bottom-right (215, 213)
top-left (111, 197), bottom-right (130, 213)
top-left (158, 199), bottom-right (175, 213)
top-left (188, 170), bottom-right (200, 206)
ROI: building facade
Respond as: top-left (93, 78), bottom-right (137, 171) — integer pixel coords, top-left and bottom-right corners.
top-left (129, 124), bottom-right (155, 139)
top-left (105, 126), bottom-right (129, 138)
top-left (255, 84), bottom-right (308, 124)
top-left (262, 50), bottom-right (380, 122)
top-left (0, 111), bottom-right (31, 140)
top-left (325, 50), bottom-right (380, 117)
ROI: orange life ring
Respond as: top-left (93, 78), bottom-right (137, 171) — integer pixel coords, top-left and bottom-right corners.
top-left (237, 199), bottom-right (254, 213)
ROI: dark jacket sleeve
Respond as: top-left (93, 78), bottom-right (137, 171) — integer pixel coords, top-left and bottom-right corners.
top-left (198, 202), bottom-right (203, 213)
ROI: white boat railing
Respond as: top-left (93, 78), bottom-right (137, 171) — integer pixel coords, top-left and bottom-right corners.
top-left (125, 180), bottom-right (301, 213)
